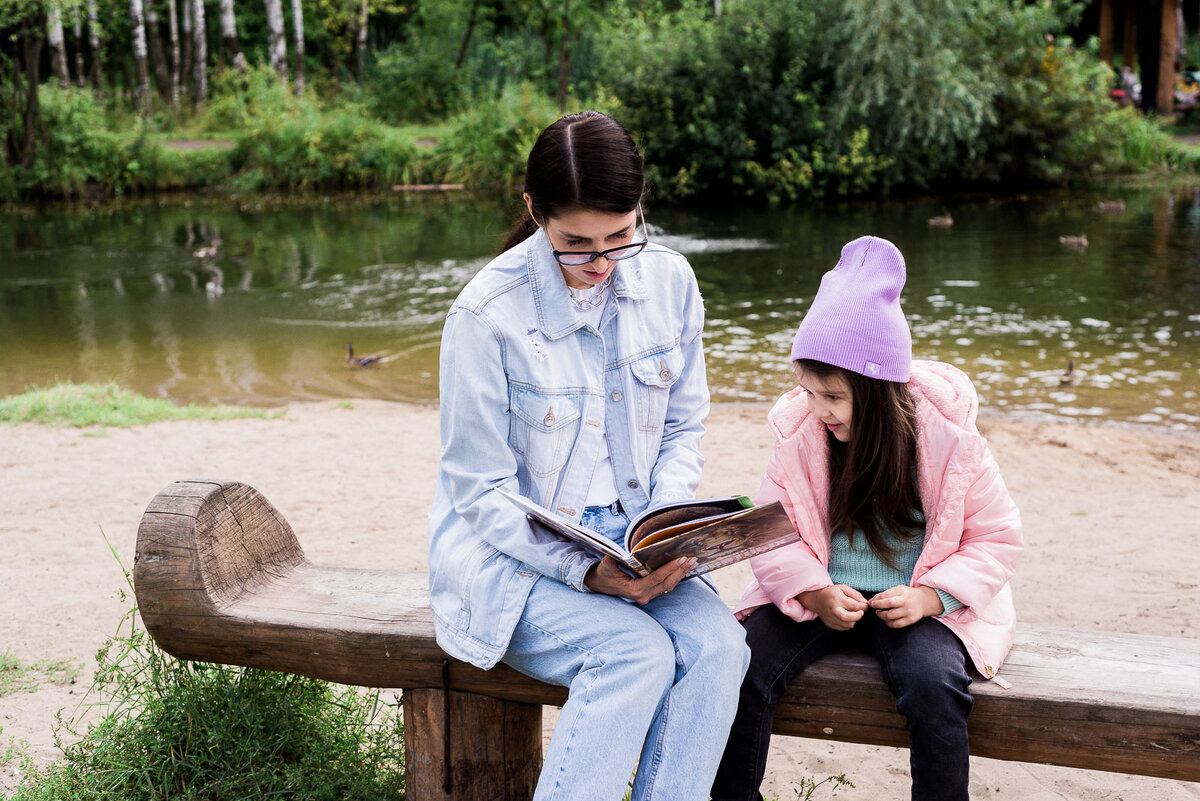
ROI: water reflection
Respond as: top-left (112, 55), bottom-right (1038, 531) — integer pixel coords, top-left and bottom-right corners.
top-left (1, 188), bottom-right (1198, 429)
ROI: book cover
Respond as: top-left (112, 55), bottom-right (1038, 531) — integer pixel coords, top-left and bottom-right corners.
top-left (498, 487), bottom-right (798, 579)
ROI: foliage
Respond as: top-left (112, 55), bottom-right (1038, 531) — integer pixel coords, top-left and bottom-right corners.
top-left (0, 651), bottom-right (81, 697)
top-left (424, 84), bottom-right (559, 186)
top-left (199, 64), bottom-right (308, 131)
top-left (366, 38), bottom-right (468, 123)
top-left (10, 596), bottom-right (406, 801)
top-left (0, 381), bottom-right (281, 427)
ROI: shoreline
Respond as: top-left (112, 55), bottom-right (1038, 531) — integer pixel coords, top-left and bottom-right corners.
top-left (2, 400), bottom-right (1199, 798)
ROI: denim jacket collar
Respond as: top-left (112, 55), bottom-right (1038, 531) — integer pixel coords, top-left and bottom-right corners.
top-left (527, 229), bottom-right (650, 341)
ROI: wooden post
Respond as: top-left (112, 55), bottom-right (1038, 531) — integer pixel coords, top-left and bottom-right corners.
top-left (1158, 0), bottom-right (1178, 114)
top-left (404, 687), bottom-right (542, 801)
top-left (1099, 0), bottom-right (1115, 64)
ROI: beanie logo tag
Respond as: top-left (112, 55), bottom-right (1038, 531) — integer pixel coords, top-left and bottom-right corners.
top-left (865, 361), bottom-right (881, 376)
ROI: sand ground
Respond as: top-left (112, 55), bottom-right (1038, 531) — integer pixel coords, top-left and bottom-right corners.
top-left (2, 400), bottom-right (1199, 799)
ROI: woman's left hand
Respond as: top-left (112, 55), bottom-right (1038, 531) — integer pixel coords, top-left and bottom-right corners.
top-left (585, 556), bottom-right (696, 605)
top-left (869, 586), bottom-right (944, 628)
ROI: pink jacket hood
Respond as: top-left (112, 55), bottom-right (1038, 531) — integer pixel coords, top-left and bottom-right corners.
top-left (735, 360), bottom-right (1023, 678)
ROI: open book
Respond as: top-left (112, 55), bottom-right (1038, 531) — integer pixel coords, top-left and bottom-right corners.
top-left (498, 487), bottom-right (799, 579)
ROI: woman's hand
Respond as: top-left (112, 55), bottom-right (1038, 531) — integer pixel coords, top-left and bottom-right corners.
top-left (869, 585), bottom-right (944, 628)
top-left (585, 556), bottom-right (695, 605)
top-left (797, 584), bottom-right (868, 631)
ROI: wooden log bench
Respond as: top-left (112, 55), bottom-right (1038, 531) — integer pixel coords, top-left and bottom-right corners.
top-left (133, 479), bottom-right (1200, 799)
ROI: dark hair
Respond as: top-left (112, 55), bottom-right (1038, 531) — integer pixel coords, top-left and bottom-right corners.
top-left (500, 111), bottom-right (646, 254)
top-left (796, 358), bottom-right (923, 568)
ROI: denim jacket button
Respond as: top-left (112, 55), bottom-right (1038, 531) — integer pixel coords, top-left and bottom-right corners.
top-left (610, 390), bottom-right (623, 402)
top-left (627, 480), bottom-right (639, 489)
top-left (659, 368), bottom-right (672, 381)
top-left (544, 409), bottom-right (555, 425)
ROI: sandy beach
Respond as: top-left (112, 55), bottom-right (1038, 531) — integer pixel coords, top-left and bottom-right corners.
top-left (2, 399), bottom-right (1199, 799)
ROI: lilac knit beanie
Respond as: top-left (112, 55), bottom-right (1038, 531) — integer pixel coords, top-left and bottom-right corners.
top-left (790, 236), bottom-right (912, 382)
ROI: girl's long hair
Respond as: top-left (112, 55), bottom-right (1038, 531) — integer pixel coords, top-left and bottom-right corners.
top-left (797, 358), bottom-right (923, 567)
top-left (500, 111), bottom-right (646, 254)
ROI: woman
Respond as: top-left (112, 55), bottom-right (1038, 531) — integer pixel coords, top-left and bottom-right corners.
top-left (428, 110), bottom-right (749, 801)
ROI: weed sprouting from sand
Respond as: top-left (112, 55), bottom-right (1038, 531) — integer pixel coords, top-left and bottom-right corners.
top-left (0, 382), bottom-right (283, 427)
top-left (0, 652), bottom-right (81, 697)
top-left (10, 546), bottom-right (405, 801)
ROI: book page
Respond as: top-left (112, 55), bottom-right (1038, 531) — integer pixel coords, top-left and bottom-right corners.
top-left (629, 502), bottom-right (798, 578)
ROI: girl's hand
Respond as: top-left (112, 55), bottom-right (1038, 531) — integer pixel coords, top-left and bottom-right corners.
top-left (584, 556), bottom-right (695, 605)
top-left (797, 584), bottom-right (868, 631)
top-left (870, 586), bottom-right (944, 628)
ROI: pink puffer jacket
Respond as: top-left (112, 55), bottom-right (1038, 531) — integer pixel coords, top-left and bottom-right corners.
top-left (734, 361), bottom-right (1023, 679)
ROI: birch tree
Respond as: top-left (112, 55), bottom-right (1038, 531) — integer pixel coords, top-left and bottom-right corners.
top-left (167, 0), bottom-right (180, 104)
top-left (85, 0), bottom-right (103, 92)
top-left (218, 0), bottom-right (247, 70)
top-left (264, 0), bottom-right (288, 83)
top-left (192, 0), bottom-right (206, 102)
top-left (47, 0), bottom-right (71, 88)
top-left (72, 3), bottom-right (86, 86)
top-left (180, 0), bottom-right (192, 98)
top-left (145, 0), bottom-right (171, 101)
top-left (129, 0), bottom-right (151, 111)
top-left (291, 0), bottom-right (304, 95)
top-left (355, 0), bottom-right (367, 81)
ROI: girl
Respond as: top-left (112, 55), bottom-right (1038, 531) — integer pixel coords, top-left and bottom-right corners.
top-left (428, 111), bottom-right (749, 801)
top-left (710, 236), bottom-right (1023, 801)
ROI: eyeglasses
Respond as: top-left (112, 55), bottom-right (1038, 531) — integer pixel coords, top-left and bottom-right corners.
top-left (548, 207), bottom-right (649, 266)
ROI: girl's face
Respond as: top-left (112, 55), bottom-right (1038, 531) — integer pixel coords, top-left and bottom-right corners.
top-left (526, 197), bottom-right (639, 289)
top-left (796, 366), bottom-right (854, 442)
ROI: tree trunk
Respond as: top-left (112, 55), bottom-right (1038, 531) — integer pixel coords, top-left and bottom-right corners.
top-left (219, 0), bottom-right (247, 70)
top-left (1123, 0), bottom-right (1137, 70)
top-left (47, 1), bottom-right (71, 89)
top-left (356, 0), bottom-right (368, 82)
top-left (192, 0), bottom-right (207, 103)
top-left (291, 0), bottom-right (305, 96)
top-left (85, 0), bottom-right (104, 93)
top-left (1158, 0), bottom-right (1178, 114)
top-left (72, 3), bottom-right (86, 87)
top-left (167, 0), bottom-right (180, 105)
top-left (1098, 0), bottom-right (1114, 65)
top-left (262, 0), bottom-right (287, 83)
top-left (21, 31), bottom-right (44, 169)
top-left (146, 1), bottom-right (172, 101)
top-left (129, 0), bottom-right (152, 112)
top-left (455, 0), bottom-right (480, 69)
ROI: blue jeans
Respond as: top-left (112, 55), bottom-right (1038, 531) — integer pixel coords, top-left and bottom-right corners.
top-left (501, 505), bottom-right (750, 801)
top-left (710, 603), bottom-right (973, 801)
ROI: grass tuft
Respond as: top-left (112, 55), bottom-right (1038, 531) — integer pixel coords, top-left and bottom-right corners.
top-left (0, 651), bottom-right (82, 697)
top-left (0, 382), bottom-right (282, 427)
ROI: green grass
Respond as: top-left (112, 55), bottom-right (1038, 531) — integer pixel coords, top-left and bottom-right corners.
top-left (0, 651), bottom-right (82, 697)
top-left (0, 382), bottom-right (283, 427)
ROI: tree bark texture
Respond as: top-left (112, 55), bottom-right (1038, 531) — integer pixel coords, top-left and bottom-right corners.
top-left (168, 0), bottom-right (180, 105)
top-left (46, 1), bottom-right (71, 89)
top-left (264, 0), bottom-right (288, 82)
top-left (181, 0), bottom-right (192, 99)
top-left (21, 31), bottom-right (44, 169)
top-left (1099, 0), bottom-right (1114, 64)
top-left (1158, 0), bottom-right (1178, 114)
top-left (291, 0), bottom-right (305, 95)
top-left (71, 4), bottom-right (86, 87)
top-left (356, 0), bottom-right (368, 82)
top-left (129, 0), bottom-right (151, 111)
top-left (145, 1), bottom-right (172, 102)
top-left (192, 0), bottom-right (207, 102)
top-left (219, 0), bottom-right (247, 71)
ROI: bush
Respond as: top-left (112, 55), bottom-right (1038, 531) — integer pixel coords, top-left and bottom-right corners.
top-left (600, 0), bottom-right (888, 201)
top-left (12, 598), bottom-right (405, 801)
top-left (367, 41), bottom-right (469, 124)
top-left (424, 86), bottom-right (560, 187)
top-left (199, 64), bottom-right (307, 132)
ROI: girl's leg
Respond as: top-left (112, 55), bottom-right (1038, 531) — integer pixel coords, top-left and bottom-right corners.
top-left (627, 578), bottom-right (751, 801)
top-left (710, 606), bottom-right (847, 801)
top-left (868, 616), bottom-right (973, 801)
top-left (501, 575), bottom-right (678, 801)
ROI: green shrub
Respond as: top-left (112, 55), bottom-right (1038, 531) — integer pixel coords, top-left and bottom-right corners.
top-left (367, 41), bottom-right (468, 124)
top-left (11, 600), bottom-right (405, 801)
top-left (424, 86), bottom-right (560, 187)
top-left (199, 64), bottom-right (307, 131)
top-left (0, 382), bottom-right (278, 427)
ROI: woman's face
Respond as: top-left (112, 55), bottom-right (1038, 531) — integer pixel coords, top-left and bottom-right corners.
top-left (528, 199), bottom-right (639, 289)
top-left (796, 366), bottom-right (854, 442)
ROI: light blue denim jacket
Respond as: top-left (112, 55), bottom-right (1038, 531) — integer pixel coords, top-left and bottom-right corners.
top-left (428, 229), bottom-right (710, 669)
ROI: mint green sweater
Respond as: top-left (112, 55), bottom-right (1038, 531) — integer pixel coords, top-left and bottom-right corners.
top-left (827, 519), bottom-right (963, 616)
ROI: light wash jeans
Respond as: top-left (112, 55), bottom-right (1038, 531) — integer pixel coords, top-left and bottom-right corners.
top-left (501, 504), bottom-right (750, 801)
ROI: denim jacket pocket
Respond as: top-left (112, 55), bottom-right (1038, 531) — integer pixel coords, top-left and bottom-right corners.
top-left (629, 347), bottom-right (683, 432)
top-left (510, 388), bottom-right (582, 477)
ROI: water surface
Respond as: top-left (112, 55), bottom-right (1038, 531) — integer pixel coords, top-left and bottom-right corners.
top-left (2, 188), bottom-right (1198, 429)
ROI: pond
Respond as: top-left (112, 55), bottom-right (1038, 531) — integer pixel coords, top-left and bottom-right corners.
top-left (2, 186), bottom-right (1198, 430)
